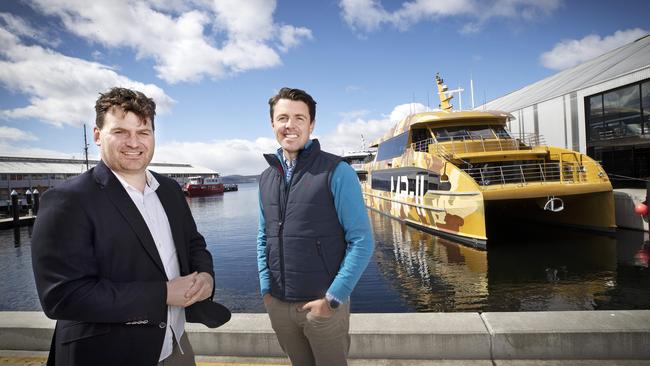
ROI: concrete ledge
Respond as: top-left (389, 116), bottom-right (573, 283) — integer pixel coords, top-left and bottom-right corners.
top-left (0, 312), bottom-right (53, 352)
top-left (482, 311), bottom-right (650, 360)
top-left (349, 313), bottom-right (489, 359)
top-left (1, 311), bottom-right (649, 360)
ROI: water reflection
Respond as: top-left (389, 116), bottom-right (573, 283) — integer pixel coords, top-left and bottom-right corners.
top-left (366, 209), bottom-right (650, 312)
top-left (368, 211), bottom-right (488, 312)
top-left (186, 184), bottom-right (263, 313)
top-left (0, 226), bottom-right (41, 310)
top-left (0, 182), bottom-right (649, 313)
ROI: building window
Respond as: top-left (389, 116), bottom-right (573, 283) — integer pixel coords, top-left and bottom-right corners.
top-left (586, 80), bottom-right (646, 142)
top-left (586, 79), bottom-right (650, 184)
top-left (642, 80), bottom-right (650, 134)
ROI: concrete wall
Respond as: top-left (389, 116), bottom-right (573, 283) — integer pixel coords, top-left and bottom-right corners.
top-left (2, 311), bottom-right (649, 360)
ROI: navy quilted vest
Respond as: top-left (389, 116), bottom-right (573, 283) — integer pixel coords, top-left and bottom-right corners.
top-left (259, 140), bottom-right (346, 301)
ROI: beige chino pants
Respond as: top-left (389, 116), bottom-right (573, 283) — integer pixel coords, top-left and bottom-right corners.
top-left (265, 296), bottom-right (351, 366)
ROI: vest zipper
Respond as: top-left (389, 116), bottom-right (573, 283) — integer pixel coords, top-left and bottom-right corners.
top-left (278, 172), bottom-right (287, 299)
top-left (277, 153), bottom-right (301, 299)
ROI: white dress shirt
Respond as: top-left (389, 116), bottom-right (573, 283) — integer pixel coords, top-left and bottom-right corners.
top-left (112, 169), bottom-right (185, 362)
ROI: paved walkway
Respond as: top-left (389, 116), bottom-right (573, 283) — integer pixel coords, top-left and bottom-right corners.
top-left (1, 352), bottom-right (650, 366)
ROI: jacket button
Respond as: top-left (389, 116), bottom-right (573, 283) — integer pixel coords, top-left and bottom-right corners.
top-left (159, 322), bottom-right (167, 329)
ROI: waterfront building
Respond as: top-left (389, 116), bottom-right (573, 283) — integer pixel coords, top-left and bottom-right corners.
top-left (479, 34), bottom-right (650, 186)
top-left (0, 155), bottom-right (217, 207)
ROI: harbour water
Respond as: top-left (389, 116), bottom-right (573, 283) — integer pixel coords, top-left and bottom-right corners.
top-left (1, 182), bottom-right (649, 313)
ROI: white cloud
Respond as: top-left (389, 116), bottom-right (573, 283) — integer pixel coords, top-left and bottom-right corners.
top-left (345, 85), bottom-right (363, 93)
top-left (540, 28), bottom-right (649, 70)
top-left (0, 126), bottom-right (38, 141)
top-left (277, 25), bottom-right (313, 52)
top-left (0, 27), bottom-right (174, 127)
top-left (0, 142), bottom-right (79, 159)
top-left (319, 102), bottom-right (428, 155)
top-left (24, 0), bottom-right (313, 83)
top-left (0, 12), bottom-right (60, 47)
top-left (339, 0), bottom-right (390, 33)
top-left (155, 137), bottom-right (278, 175)
top-left (339, 0), bottom-right (562, 34)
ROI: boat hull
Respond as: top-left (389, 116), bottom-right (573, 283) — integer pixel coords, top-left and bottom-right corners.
top-left (183, 184), bottom-right (225, 197)
top-left (485, 191), bottom-right (616, 233)
top-left (362, 187), bottom-right (488, 248)
top-left (362, 184), bottom-right (616, 250)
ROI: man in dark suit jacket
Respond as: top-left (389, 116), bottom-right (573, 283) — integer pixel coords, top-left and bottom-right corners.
top-left (31, 87), bottom-right (229, 366)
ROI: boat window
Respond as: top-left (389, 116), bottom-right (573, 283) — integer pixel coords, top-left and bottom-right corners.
top-left (493, 126), bottom-right (511, 138)
top-left (468, 126), bottom-right (494, 139)
top-left (376, 132), bottom-right (409, 161)
top-left (370, 169), bottom-right (450, 193)
top-left (411, 128), bottom-right (431, 152)
top-left (445, 127), bottom-right (471, 139)
top-left (357, 172), bottom-right (368, 182)
top-left (432, 127), bottom-right (470, 142)
top-left (411, 128), bottom-right (430, 143)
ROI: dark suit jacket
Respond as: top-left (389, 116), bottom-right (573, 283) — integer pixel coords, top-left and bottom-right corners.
top-left (31, 161), bottom-right (227, 366)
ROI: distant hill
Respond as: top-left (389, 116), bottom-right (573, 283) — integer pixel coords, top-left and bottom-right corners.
top-left (221, 174), bottom-right (259, 184)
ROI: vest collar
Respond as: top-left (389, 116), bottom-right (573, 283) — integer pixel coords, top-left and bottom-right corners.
top-left (264, 139), bottom-right (322, 172)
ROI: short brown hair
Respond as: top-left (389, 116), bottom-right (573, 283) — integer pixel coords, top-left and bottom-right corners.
top-left (268, 87), bottom-right (316, 122)
top-left (95, 87), bottom-right (156, 130)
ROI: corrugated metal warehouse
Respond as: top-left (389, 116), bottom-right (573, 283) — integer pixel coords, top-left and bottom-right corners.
top-left (480, 34), bottom-right (650, 186)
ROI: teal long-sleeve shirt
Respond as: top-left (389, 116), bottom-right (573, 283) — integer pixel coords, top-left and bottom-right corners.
top-left (256, 143), bottom-right (374, 304)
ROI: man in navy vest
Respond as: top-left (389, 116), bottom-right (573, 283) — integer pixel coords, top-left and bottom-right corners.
top-left (257, 87), bottom-right (374, 366)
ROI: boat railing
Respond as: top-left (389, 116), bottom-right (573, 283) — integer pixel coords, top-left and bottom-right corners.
top-left (460, 160), bottom-right (599, 186)
top-left (411, 133), bottom-right (547, 157)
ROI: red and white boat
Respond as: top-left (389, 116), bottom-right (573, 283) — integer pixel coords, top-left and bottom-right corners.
top-left (183, 176), bottom-right (224, 197)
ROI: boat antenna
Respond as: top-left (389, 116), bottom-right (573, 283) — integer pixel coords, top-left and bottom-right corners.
top-left (361, 134), bottom-right (366, 150)
top-left (83, 123), bottom-right (89, 170)
top-left (470, 73), bottom-right (475, 109)
top-left (411, 92), bottom-right (415, 115)
top-left (435, 73), bottom-right (454, 111)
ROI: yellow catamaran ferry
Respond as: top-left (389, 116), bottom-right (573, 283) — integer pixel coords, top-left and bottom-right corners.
top-left (361, 74), bottom-right (615, 249)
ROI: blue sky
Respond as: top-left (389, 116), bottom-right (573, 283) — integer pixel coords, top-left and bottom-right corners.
top-left (0, 0), bottom-right (648, 175)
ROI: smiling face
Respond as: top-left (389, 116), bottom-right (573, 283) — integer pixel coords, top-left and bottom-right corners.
top-left (271, 98), bottom-right (315, 160)
top-left (94, 108), bottom-right (155, 180)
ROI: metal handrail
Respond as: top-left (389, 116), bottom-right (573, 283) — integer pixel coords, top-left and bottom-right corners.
top-left (411, 133), bottom-right (547, 157)
top-left (461, 161), bottom-right (600, 186)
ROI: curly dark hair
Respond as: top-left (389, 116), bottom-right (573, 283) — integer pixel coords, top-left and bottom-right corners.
top-left (268, 87), bottom-right (316, 122)
top-left (95, 87), bottom-right (156, 130)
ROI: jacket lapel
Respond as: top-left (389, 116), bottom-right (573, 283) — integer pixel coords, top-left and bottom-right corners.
top-left (93, 161), bottom-right (167, 276)
top-left (154, 179), bottom-right (190, 275)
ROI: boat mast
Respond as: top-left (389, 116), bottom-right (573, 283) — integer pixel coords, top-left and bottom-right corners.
top-left (83, 123), bottom-right (89, 171)
top-left (435, 73), bottom-right (454, 111)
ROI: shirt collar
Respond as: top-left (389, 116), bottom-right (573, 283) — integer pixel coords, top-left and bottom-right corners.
top-left (111, 169), bottom-right (160, 193)
top-left (276, 139), bottom-right (314, 167)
